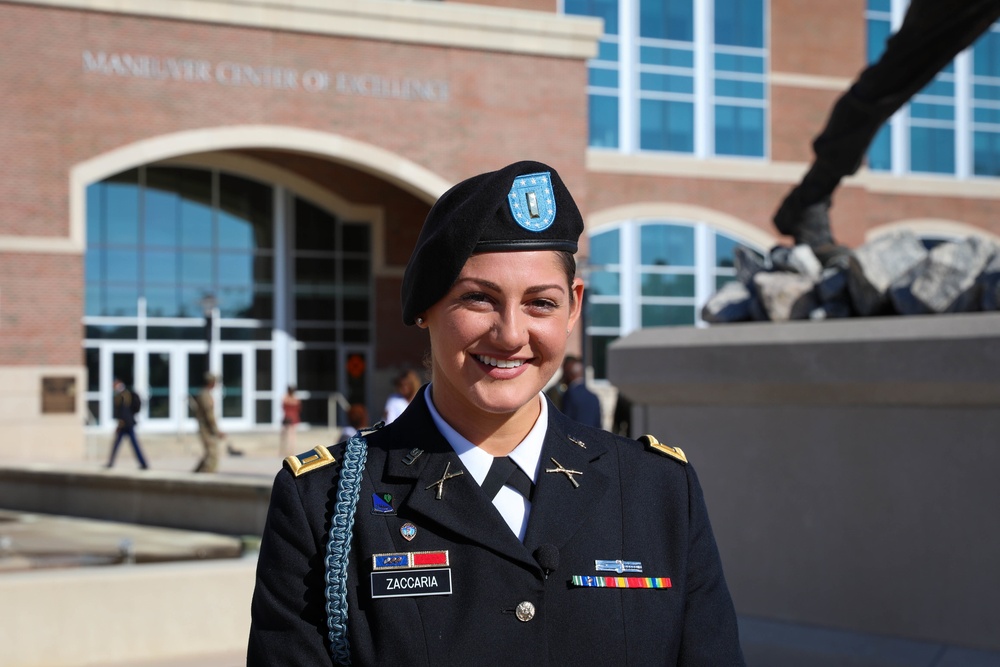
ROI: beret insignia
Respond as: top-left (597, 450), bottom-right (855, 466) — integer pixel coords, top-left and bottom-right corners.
top-left (508, 172), bottom-right (556, 232)
top-left (638, 434), bottom-right (687, 464)
top-left (284, 445), bottom-right (337, 477)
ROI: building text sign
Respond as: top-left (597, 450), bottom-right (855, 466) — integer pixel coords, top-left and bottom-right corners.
top-left (83, 51), bottom-right (449, 102)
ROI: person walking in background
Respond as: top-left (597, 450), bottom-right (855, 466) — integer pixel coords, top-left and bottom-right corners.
top-left (560, 355), bottom-right (602, 429)
top-left (106, 376), bottom-right (149, 470)
top-left (382, 368), bottom-right (420, 424)
top-left (192, 372), bottom-right (224, 473)
top-left (280, 385), bottom-right (302, 458)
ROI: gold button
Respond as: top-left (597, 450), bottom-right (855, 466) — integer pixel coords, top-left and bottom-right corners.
top-left (515, 601), bottom-right (535, 622)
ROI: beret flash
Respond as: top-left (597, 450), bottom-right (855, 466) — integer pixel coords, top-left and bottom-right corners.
top-left (401, 160), bottom-right (583, 325)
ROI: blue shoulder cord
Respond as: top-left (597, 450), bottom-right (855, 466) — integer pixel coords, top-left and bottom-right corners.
top-left (325, 432), bottom-right (369, 666)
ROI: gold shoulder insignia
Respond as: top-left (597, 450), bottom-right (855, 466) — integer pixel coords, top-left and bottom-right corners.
top-left (638, 434), bottom-right (688, 465)
top-left (284, 445), bottom-right (337, 477)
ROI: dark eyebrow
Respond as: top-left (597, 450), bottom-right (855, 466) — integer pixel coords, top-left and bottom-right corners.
top-left (461, 277), bottom-right (566, 295)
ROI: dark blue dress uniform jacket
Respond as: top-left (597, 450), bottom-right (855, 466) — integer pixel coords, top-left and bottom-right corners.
top-left (248, 389), bottom-right (745, 666)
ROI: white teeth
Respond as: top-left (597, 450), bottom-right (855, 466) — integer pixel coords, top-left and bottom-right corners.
top-left (476, 354), bottom-right (524, 369)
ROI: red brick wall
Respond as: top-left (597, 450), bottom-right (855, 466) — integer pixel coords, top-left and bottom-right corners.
top-left (771, 0), bottom-right (867, 78)
top-left (0, 3), bottom-right (590, 371)
top-left (0, 253), bottom-right (83, 366)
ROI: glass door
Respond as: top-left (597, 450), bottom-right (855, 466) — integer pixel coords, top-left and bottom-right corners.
top-left (218, 347), bottom-right (254, 431)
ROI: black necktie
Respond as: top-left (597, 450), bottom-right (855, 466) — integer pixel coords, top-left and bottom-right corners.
top-left (481, 456), bottom-right (534, 501)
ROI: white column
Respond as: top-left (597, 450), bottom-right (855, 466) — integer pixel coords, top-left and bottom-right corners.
top-left (693, 0), bottom-right (713, 158)
top-left (272, 185), bottom-right (290, 426)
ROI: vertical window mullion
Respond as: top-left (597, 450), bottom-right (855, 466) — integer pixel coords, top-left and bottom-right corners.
top-left (694, 0), bottom-right (713, 157)
top-left (620, 0), bottom-right (637, 153)
top-left (620, 221), bottom-right (638, 334)
top-left (694, 222), bottom-right (714, 326)
top-left (955, 49), bottom-right (972, 179)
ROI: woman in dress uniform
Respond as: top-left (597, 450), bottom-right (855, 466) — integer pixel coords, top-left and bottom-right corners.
top-left (248, 161), bottom-right (745, 666)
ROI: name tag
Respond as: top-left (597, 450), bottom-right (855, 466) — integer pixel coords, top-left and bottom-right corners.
top-left (371, 567), bottom-right (453, 598)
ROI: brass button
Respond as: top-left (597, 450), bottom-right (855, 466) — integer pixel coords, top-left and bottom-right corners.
top-left (515, 601), bottom-right (535, 622)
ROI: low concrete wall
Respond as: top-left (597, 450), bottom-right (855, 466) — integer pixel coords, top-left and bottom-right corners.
top-left (0, 365), bottom-right (86, 462)
top-left (0, 556), bottom-right (256, 667)
top-left (608, 312), bottom-right (1000, 652)
top-left (0, 466), bottom-right (272, 536)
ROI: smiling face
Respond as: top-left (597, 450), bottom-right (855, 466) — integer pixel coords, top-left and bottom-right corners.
top-left (418, 250), bottom-right (583, 440)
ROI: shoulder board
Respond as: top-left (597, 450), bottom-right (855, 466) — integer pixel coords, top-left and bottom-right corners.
top-left (284, 445), bottom-right (337, 477)
top-left (638, 434), bottom-right (687, 465)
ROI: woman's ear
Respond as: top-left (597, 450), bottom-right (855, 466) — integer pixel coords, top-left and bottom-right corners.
top-left (567, 278), bottom-right (585, 332)
top-left (415, 315), bottom-right (428, 328)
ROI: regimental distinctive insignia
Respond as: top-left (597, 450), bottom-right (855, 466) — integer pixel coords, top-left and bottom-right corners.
top-left (371, 568), bottom-right (452, 598)
top-left (595, 559), bottom-right (643, 574)
top-left (568, 435), bottom-right (587, 449)
top-left (425, 461), bottom-right (464, 500)
top-left (571, 575), bottom-right (672, 589)
top-left (508, 172), bottom-right (556, 232)
top-left (402, 448), bottom-right (424, 466)
top-left (638, 434), bottom-right (688, 464)
top-left (372, 550), bottom-right (449, 571)
top-left (400, 522), bottom-right (417, 541)
top-left (283, 445), bottom-right (336, 477)
top-left (545, 457), bottom-right (582, 488)
top-left (372, 493), bottom-right (395, 515)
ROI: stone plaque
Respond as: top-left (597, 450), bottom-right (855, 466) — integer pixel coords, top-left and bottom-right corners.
top-left (41, 376), bottom-right (76, 414)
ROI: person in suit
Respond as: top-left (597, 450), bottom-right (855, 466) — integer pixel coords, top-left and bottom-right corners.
top-left (559, 355), bottom-right (602, 429)
top-left (248, 161), bottom-right (744, 666)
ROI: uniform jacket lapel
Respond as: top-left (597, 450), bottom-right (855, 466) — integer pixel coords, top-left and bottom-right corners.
top-left (379, 389), bottom-right (537, 571)
top-left (523, 407), bottom-right (609, 553)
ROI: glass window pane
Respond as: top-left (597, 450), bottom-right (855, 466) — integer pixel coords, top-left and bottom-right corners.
top-left (640, 224), bottom-right (695, 266)
top-left (565, 0), bottom-right (618, 34)
top-left (868, 124), bottom-right (892, 171)
top-left (974, 131), bottom-right (1000, 176)
top-left (641, 304), bottom-right (695, 326)
top-left (640, 272), bottom-right (695, 297)
top-left (590, 228), bottom-right (620, 265)
top-left (256, 349), bottom-right (272, 392)
top-left (910, 126), bottom-right (956, 174)
top-left (640, 99), bottom-right (694, 152)
top-left (597, 40), bottom-right (619, 61)
top-left (85, 348), bottom-right (100, 392)
top-left (590, 68), bottom-right (620, 88)
top-left (86, 183), bottom-right (104, 246)
top-left (868, 0), bottom-right (891, 13)
top-left (105, 285), bottom-right (139, 316)
top-left (105, 249), bottom-right (138, 283)
top-left (221, 353), bottom-right (244, 418)
top-left (85, 248), bottom-right (103, 284)
top-left (104, 170), bottom-right (140, 246)
top-left (145, 286), bottom-right (181, 318)
top-left (641, 72), bottom-right (693, 94)
top-left (85, 284), bottom-right (102, 317)
top-left (219, 252), bottom-right (254, 287)
top-left (296, 296), bottom-right (337, 321)
top-left (715, 105), bottom-right (765, 157)
top-left (589, 270), bottom-right (620, 296)
top-left (219, 286), bottom-right (255, 318)
top-left (256, 399), bottom-right (272, 424)
top-left (144, 185), bottom-right (180, 248)
top-left (640, 0), bottom-right (692, 41)
top-left (910, 102), bottom-right (954, 121)
top-left (715, 53), bottom-right (765, 74)
top-left (147, 352), bottom-right (171, 419)
top-left (297, 349), bottom-right (338, 392)
top-left (296, 198), bottom-right (337, 251)
top-left (342, 223), bottom-right (370, 253)
top-left (714, 0), bottom-right (763, 48)
top-left (219, 173), bottom-right (273, 250)
top-left (640, 45), bottom-right (693, 68)
top-left (974, 30), bottom-right (1000, 77)
top-left (588, 302), bottom-right (620, 327)
top-left (144, 249), bottom-right (177, 285)
top-left (343, 297), bottom-right (370, 322)
top-left (589, 94), bottom-right (620, 148)
top-left (181, 251), bottom-right (213, 285)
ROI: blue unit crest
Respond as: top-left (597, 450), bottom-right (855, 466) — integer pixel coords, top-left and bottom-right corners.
top-left (507, 172), bottom-right (556, 232)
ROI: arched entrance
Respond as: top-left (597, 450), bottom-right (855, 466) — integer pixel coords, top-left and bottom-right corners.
top-left (76, 128), bottom-right (445, 434)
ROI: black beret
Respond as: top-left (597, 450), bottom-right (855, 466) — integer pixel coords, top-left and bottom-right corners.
top-left (401, 160), bottom-right (583, 325)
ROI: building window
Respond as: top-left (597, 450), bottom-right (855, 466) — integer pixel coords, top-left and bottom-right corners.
top-left (585, 219), bottom-right (764, 379)
top-left (567, 0), bottom-right (768, 158)
top-left (83, 165), bottom-right (372, 430)
top-left (866, 1), bottom-right (1000, 178)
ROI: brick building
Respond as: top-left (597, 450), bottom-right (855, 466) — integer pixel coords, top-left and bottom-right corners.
top-left (1, 0), bottom-right (997, 460)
